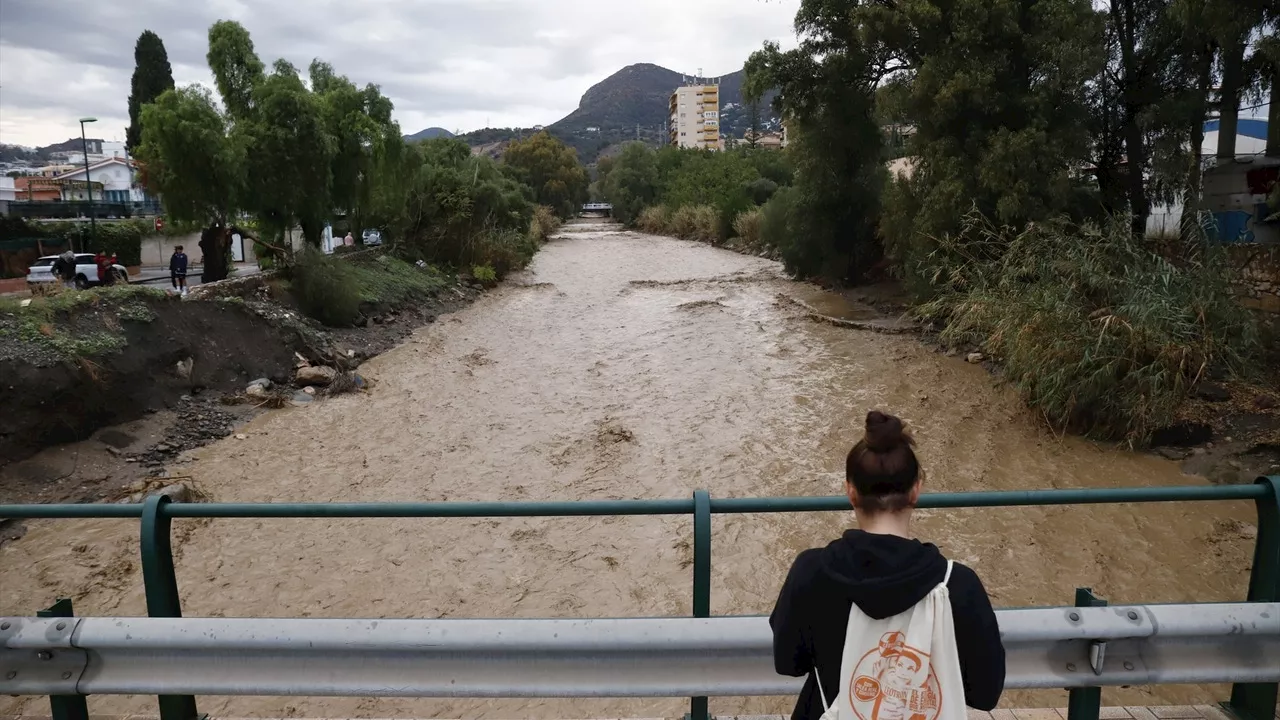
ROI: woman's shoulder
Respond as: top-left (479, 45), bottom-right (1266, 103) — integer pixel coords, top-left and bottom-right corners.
top-left (944, 560), bottom-right (995, 605)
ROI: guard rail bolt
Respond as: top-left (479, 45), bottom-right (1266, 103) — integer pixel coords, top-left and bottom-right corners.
top-left (140, 493), bottom-right (199, 720)
top-left (37, 598), bottom-right (87, 720)
top-left (1066, 588), bottom-right (1107, 720)
top-left (691, 489), bottom-right (712, 720)
top-left (1228, 476), bottom-right (1280, 720)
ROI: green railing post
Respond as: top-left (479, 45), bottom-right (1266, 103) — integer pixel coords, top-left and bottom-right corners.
top-left (1066, 588), bottom-right (1107, 720)
top-left (140, 494), bottom-right (199, 720)
top-left (37, 598), bottom-right (88, 720)
top-left (1227, 476), bottom-right (1280, 720)
top-left (690, 490), bottom-right (712, 720)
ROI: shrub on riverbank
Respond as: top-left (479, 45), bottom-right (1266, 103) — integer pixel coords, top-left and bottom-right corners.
top-left (637, 205), bottom-right (718, 244)
top-left (732, 208), bottom-right (763, 248)
top-left (530, 205), bottom-right (561, 243)
top-left (915, 213), bottom-right (1260, 443)
top-left (289, 248), bottom-right (363, 327)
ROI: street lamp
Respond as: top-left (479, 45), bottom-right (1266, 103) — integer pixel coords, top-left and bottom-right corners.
top-left (79, 117), bottom-right (97, 252)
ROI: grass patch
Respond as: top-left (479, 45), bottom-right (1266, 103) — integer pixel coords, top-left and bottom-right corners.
top-left (915, 212), bottom-right (1261, 443)
top-left (0, 285), bottom-right (169, 359)
top-left (345, 254), bottom-right (451, 305)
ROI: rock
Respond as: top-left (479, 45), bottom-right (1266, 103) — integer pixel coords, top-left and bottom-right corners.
top-left (302, 386), bottom-right (317, 395)
top-left (1151, 421), bottom-right (1213, 448)
top-left (966, 352), bottom-right (985, 364)
top-left (1156, 447), bottom-right (1190, 461)
top-left (291, 391), bottom-right (315, 407)
top-left (1191, 382), bottom-right (1231, 402)
top-left (154, 443), bottom-right (170, 453)
top-left (1256, 395), bottom-right (1278, 411)
top-left (1192, 447), bottom-right (1207, 456)
top-left (156, 483), bottom-right (191, 503)
top-left (944, 348), bottom-right (958, 357)
top-left (174, 357), bottom-right (194, 380)
top-left (245, 384), bottom-right (269, 399)
top-left (248, 378), bottom-right (273, 391)
top-left (234, 433), bottom-right (248, 440)
top-left (296, 365), bottom-right (338, 386)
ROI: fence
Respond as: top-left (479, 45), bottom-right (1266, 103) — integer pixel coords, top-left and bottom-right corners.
top-left (2, 477), bottom-right (1279, 720)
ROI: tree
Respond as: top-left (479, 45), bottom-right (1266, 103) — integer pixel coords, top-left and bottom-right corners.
top-left (241, 60), bottom-right (335, 247)
top-left (744, 0), bottom-right (889, 283)
top-left (207, 20), bottom-right (265, 124)
top-left (125, 30), bottom-right (174, 154)
top-left (502, 131), bottom-right (589, 218)
top-left (600, 143), bottom-right (660, 224)
top-left (135, 86), bottom-right (245, 281)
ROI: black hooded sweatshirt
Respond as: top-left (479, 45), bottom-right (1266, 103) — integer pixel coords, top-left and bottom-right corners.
top-left (770, 529), bottom-right (1005, 720)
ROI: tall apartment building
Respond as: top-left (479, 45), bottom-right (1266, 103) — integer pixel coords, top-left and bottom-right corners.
top-left (668, 83), bottom-right (721, 150)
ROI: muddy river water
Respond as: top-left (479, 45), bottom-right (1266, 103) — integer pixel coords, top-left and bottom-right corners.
top-left (0, 221), bottom-right (1259, 718)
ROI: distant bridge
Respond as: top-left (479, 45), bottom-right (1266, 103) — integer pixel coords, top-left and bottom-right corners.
top-left (581, 202), bottom-right (612, 216)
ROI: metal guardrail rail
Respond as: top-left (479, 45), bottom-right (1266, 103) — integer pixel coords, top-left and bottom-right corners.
top-left (3, 605), bottom-right (1279, 696)
top-left (1, 477), bottom-right (1278, 720)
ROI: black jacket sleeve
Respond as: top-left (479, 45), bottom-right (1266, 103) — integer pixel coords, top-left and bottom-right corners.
top-left (769, 550), bottom-right (816, 677)
top-left (949, 564), bottom-right (1005, 710)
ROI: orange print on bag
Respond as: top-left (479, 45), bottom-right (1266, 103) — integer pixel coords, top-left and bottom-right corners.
top-left (848, 632), bottom-right (942, 720)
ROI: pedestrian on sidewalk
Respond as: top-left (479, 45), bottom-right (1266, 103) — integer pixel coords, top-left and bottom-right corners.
top-left (769, 410), bottom-right (1005, 720)
top-left (170, 245), bottom-right (189, 296)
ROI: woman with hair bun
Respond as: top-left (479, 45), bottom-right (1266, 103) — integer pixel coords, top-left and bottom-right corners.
top-left (770, 411), bottom-right (1005, 720)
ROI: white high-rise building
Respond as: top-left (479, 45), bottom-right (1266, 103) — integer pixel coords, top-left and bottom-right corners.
top-left (668, 83), bottom-right (721, 150)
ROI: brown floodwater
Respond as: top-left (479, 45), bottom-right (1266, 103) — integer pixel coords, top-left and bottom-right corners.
top-left (0, 221), bottom-right (1258, 718)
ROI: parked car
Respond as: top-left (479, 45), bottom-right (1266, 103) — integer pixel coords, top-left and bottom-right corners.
top-left (27, 254), bottom-right (129, 290)
top-left (362, 229), bottom-right (383, 246)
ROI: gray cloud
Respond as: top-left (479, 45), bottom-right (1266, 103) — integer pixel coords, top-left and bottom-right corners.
top-left (0, 0), bottom-right (799, 147)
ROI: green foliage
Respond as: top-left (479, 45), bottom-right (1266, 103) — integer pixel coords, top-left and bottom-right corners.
top-left (744, 2), bottom-right (886, 283)
top-left (502, 131), bottom-right (589, 218)
top-left (206, 20), bottom-right (264, 123)
top-left (24, 221), bottom-right (148, 266)
top-left (915, 212), bottom-right (1260, 443)
top-left (472, 265), bottom-right (498, 286)
top-left (600, 143), bottom-right (659, 225)
top-left (342, 254), bottom-right (449, 305)
top-left (0, 285), bottom-right (167, 359)
top-left (125, 30), bottom-right (175, 154)
top-left (136, 85), bottom-right (244, 227)
top-left (289, 248), bottom-right (362, 327)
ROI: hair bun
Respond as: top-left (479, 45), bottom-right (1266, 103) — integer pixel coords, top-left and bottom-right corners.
top-left (864, 411), bottom-right (907, 452)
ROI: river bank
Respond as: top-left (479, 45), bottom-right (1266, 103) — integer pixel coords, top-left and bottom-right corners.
top-left (0, 220), bottom-right (1258, 717)
top-left (0, 260), bottom-right (484, 510)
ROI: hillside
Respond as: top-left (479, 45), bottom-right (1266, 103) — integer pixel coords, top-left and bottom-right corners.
top-left (449, 63), bottom-right (779, 165)
top-left (403, 127), bottom-right (455, 142)
top-left (0, 137), bottom-right (106, 165)
top-left (547, 63), bottom-right (777, 162)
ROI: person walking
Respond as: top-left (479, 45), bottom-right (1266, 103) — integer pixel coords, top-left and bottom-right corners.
top-left (169, 245), bottom-right (189, 296)
top-left (53, 249), bottom-right (78, 290)
top-left (770, 411), bottom-right (1005, 720)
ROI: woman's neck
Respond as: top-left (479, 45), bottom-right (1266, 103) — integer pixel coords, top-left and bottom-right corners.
top-left (854, 510), bottom-right (912, 538)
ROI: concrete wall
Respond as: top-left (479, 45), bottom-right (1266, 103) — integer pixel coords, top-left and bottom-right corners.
top-left (1228, 244), bottom-right (1280, 314)
top-left (140, 231), bottom-right (259, 267)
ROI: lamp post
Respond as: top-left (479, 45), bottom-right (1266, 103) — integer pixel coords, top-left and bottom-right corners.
top-left (78, 117), bottom-right (98, 252)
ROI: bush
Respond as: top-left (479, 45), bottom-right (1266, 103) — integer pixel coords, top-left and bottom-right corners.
top-left (289, 248), bottom-right (362, 327)
top-left (759, 187), bottom-right (797, 251)
top-left (35, 220), bottom-right (147, 266)
top-left (733, 208), bottom-right (764, 247)
top-left (472, 264), bottom-right (498, 286)
top-left (472, 227), bottom-right (539, 278)
top-left (669, 206), bottom-right (698, 239)
top-left (914, 212), bottom-right (1260, 443)
top-left (636, 206), bottom-right (670, 234)
top-left (529, 205), bottom-right (561, 243)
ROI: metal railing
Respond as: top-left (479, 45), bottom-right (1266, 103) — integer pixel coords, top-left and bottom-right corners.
top-left (2, 477), bottom-right (1278, 720)
top-left (5, 604), bottom-right (1277, 694)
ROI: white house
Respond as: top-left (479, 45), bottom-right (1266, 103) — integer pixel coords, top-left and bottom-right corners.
top-left (55, 157), bottom-right (143, 204)
top-left (0, 176), bottom-right (16, 202)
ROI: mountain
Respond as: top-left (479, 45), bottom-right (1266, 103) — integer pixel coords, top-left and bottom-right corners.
top-left (546, 63), bottom-right (778, 162)
top-left (449, 63), bottom-right (778, 165)
top-left (404, 127), bottom-right (455, 142)
top-left (0, 137), bottom-right (106, 165)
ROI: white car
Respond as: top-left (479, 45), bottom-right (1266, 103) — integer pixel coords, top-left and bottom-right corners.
top-left (27, 253), bottom-right (129, 290)
top-left (362, 229), bottom-right (383, 246)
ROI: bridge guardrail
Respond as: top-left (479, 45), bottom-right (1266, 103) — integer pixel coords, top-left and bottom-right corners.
top-left (3, 605), bottom-right (1277, 696)
top-left (1, 477), bottom-right (1278, 720)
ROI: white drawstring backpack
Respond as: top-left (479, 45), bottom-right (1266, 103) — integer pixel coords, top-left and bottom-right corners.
top-left (814, 560), bottom-right (966, 720)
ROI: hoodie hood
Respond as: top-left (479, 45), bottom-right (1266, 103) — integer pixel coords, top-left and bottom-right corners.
top-left (818, 529), bottom-right (947, 620)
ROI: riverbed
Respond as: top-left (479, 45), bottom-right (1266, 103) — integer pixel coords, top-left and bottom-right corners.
top-left (0, 220), bottom-right (1257, 717)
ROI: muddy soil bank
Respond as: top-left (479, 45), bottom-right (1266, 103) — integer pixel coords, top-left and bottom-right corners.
top-left (0, 220), bottom-right (1260, 718)
top-left (0, 277), bottom-right (482, 505)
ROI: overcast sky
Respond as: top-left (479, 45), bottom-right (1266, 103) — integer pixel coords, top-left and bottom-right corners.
top-left (0, 0), bottom-right (800, 148)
